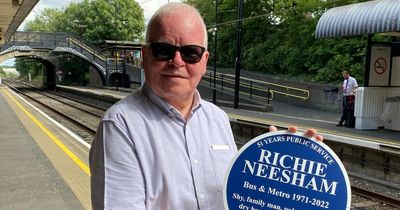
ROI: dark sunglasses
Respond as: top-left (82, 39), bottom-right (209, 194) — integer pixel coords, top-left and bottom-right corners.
top-left (149, 42), bottom-right (206, 64)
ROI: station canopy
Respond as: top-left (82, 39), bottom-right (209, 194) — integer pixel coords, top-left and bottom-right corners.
top-left (0, 0), bottom-right (39, 43)
top-left (315, 0), bottom-right (400, 38)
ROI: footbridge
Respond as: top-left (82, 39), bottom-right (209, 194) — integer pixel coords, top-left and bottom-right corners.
top-left (0, 31), bottom-right (140, 87)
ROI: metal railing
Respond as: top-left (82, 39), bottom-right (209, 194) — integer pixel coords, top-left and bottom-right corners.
top-left (203, 71), bottom-right (310, 103)
top-left (66, 35), bottom-right (108, 61)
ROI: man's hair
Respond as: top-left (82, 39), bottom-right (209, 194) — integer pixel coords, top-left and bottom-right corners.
top-left (145, 3), bottom-right (208, 49)
top-left (342, 70), bottom-right (349, 75)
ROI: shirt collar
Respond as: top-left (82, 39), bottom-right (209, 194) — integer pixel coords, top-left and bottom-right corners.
top-left (142, 83), bottom-right (202, 117)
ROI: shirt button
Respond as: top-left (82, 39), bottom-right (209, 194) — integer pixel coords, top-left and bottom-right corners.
top-left (200, 194), bottom-right (205, 200)
top-left (192, 159), bottom-right (198, 164)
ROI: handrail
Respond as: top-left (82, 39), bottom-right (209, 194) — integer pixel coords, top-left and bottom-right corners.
top-left (200, 80), bottom-right (274, 101)
top-left (67, 37), bottom-right (107, 61)
top-left (204, 71), bottom-right (310, 101)
top-left (9, 31), bottom-right (109, 62)
top-left (67, 33), bottom-right (109, 56)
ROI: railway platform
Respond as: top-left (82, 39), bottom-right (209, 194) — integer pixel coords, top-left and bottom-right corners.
top-left (0, 87), bottom-right (90, 209)
top-left (57, 85), bottom-right (400, 151)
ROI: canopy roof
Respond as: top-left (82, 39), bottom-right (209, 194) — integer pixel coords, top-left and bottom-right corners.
top-left (315, 0), bottom-right (400, 38)
top-left (0, 0), bottom-right (39, 43)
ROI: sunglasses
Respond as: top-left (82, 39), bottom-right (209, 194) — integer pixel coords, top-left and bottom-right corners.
top-left (149, 42), bottom-right (206, 64)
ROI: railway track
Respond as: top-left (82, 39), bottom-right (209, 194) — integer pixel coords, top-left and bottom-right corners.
top-left (10, 81), bottom-right (107, 116)
top-left (4, 80), bottom-right (101, 143)
top-left (351, 185), bottom-right (400, 209)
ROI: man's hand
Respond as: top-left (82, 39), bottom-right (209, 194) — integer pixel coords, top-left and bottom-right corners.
top-left (269, 125), bottom-right (324, 141)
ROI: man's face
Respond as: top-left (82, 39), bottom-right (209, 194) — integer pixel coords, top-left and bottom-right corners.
top-left (342, 72), bottom-right (349, 79)
top-left (142, 13), bottom-right (209, 103)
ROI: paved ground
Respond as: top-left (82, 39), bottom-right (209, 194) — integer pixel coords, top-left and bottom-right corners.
top-left (0, 87), bottom-right (85, 210)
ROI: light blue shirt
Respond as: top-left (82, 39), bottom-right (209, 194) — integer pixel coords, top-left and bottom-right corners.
top-left (342, 76), bottom-right (358, 96)
top-left (89, 83), bottom-right (237, 210)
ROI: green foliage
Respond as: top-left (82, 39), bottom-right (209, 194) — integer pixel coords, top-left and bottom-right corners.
top-left (15, 58), bottom-right (44, 83)
top-left (0, 67), bottom-right (5, 77)
top-left (187, 0), bottom-right (372, 84)
top-left (24, 0), bottom-right (144, 43)
top-left (25, 8), bottom-right (64, 32)
top-left (58, 55), bottom-right (90, 86)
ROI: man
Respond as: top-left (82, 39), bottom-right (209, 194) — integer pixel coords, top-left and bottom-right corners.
top-left (337, 70), bottom-right (358, 127)
top-left (89, 3), bottom-right (322, 209)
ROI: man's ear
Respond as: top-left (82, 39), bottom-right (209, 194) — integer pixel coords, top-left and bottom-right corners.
top-left (141, 46), bottom-right (147, 69)
top-left (201, 50), bottom-right (209, 75)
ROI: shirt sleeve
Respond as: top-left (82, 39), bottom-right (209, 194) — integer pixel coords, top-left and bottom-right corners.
top-left (353, 78), bottom-right (358, 89)
top-left (89, 119), bottom-right (146, 210)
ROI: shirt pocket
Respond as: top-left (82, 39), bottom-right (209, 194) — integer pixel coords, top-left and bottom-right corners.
top-left (209, 148), bottom-right (234, 192)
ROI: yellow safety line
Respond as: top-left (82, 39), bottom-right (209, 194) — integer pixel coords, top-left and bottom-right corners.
top-left (2, 88), bottom-right (91, 176)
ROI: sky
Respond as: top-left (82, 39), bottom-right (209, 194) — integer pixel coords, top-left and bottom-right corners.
top-left (1, 0), bottom-right (179, 66)
top-left (19, 0), bottom-right (181, 30)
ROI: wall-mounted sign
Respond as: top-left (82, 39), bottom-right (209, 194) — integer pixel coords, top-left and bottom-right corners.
top-left (369, 46), bottom-right (391, 86)
top-left (224, 131), bottom-right (351, 210)
top-left (374, 57), bottom-right (387, 75)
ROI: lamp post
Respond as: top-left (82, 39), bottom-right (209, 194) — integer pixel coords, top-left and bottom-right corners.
top-left (212, 0), bottom-right (218, 104)
top-left (233, 0), bottom-right (243, 109)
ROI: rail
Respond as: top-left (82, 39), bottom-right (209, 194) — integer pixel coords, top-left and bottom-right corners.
top-left (67, 37), bottom-right (107, 61)
top-left (4, 80), bottom-right (97, 134)
top-left (203, 71), bottom-right (310, 102)
top-left (352, 185), bottom-right (400, 209)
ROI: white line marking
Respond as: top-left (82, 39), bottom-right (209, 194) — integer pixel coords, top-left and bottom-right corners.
top-left (264, 112), bottom-right (337, 124)
top-left (7, 87), bottom-right (91, 149)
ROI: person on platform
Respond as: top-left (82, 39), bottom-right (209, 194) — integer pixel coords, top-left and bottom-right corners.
top-left (89, 3), bottom-right (323, 210)
top-left (337, 70), bottom-right (358, 127)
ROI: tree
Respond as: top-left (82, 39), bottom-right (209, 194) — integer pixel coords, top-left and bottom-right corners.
top-left (15, 58), bottom-right (43, 83)
top-left (187, 0), bottom-right (370, 84)
top-left (25, 8), bottom-right (64, 32)
top-left (24, 0), bottom-right (145, 43)
top-left (0, 67), bottom-right (5, 77)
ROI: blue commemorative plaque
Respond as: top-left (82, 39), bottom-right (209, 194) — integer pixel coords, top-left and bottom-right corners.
top-left (224, 131), bottom-right (351, 210)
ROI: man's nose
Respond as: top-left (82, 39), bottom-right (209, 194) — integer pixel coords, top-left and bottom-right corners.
top-left (169, 50), bottom-right (185, 67)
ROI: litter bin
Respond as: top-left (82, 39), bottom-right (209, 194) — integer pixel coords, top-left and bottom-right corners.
top-left (380, 96), bottom-right (400, 131)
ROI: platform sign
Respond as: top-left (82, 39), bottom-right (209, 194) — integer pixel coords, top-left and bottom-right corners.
top-left (224, 131), bottom-right (351, 210)
top-left (369, 46), bottom-right (391, 86)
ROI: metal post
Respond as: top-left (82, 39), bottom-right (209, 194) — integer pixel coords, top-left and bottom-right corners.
top-left (267, 87), bottom-right (270, 104)
top-left (221, 74), bottom-right (224, 90)
top-left (250, 81), bottom-right (253, 99)
top-left (212, 0), bottom-right (218, 104)
top-left (105, 59), bottom-right (109, 86)
top-left (233, 0), bottom-right (244, 109)
top-left (123, 49), bottom-right (127, 87)
top-left (209, 71), bottom-right (212, 87)
top-left (364, 34), bottom-right (372, 87)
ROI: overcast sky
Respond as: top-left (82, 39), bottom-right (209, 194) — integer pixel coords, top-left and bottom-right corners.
top-left (19, 0), bottom-right (180, 30)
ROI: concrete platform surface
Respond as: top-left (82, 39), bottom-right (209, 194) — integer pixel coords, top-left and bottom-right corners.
top-left (0, 87), bottom-right (88, 210)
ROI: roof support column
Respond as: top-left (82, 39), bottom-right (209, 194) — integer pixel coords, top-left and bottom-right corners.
top-left (364, 34), bottom-right (372, 87)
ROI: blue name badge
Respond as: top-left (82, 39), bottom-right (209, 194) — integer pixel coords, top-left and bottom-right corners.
top-left (224, 131), bottom-right (351, 210)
